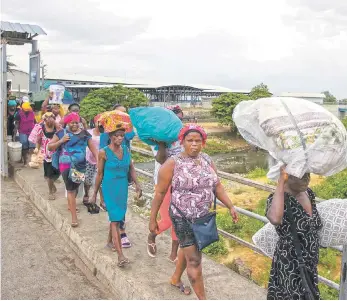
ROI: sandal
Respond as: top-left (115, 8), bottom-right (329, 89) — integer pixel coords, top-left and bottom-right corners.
top-left (171, 282), bottom-right (192, 295)
top-left (117, 258), bottom-right (130, 268)
top-left (71, 221), bottom-right (79, 228)
top-left (106, 242), bottom-right (116, 252)
top-left (100, 203), bottom-right (107, 212)
top-left (121, 236), bottom-right (132, 248)
top-left (147, 242), bottom-right (157, 258)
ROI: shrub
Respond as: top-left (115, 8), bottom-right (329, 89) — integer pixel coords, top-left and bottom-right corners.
top-left (247, 167), bottom-right (268, 179)
top-left (203, 236), bottom-right (229, 257)
top-left (312, 169), bottom-right (347, 199)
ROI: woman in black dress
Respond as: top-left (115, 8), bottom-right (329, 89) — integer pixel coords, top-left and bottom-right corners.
top-left (266, 168), bottom-right (322, 300)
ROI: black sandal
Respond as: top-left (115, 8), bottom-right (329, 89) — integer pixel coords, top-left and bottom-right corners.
top-left (171, 282), bottom-right (192, 295)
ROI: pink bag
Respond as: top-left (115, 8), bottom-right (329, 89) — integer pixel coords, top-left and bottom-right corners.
top-left (29, 123), bottom-right (43, 144)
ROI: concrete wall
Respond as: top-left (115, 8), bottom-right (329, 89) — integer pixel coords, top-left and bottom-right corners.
top-left (7, 69), bottom-right (29, 97)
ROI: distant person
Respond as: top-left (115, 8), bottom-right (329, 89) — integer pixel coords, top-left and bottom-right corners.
top-left (147, 105), bottom-right (184, 262)
top-left (7, 99), bottom-right (18, 140)
top-left (149, 124), bottom-right (238, 299)
top-left (83, 114), bottom-right (105, 210)
top-left (266, 169), bottom-right (322, 300)
top-left (14, 101), bottom-right (36, 165)
top-left (34, 112), bottom-right (60, 200)
top-left (48, 112), bottom-right (98, 227)
top-left (61, 103), bottom-right (88, 130)
top-left (92, 126), bottom-right (141, 267)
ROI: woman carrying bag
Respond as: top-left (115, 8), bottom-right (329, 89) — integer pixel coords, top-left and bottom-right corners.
top-left (266, 168), bottom-right (322, 300)
top-left (48, 112), bottom-right (98, 227)
top-left (149, 124), bottom-right (238, 299)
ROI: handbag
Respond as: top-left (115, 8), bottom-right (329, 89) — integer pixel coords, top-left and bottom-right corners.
top-left (64, 133), bottom-right (86, 184)
top-left (286, 199), bottom-right (319, 300)
top-left (171, 191), bottom-right (219, 251)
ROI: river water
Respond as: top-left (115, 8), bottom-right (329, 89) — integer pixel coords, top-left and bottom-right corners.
top-left (135, 149), bottom-right (271, 175)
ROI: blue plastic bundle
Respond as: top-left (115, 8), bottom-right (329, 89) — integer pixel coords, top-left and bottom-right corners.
top-left (129, 107), bottom-right (183, 145)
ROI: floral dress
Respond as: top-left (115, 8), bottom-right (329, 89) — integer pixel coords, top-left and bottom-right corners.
top-left (266, 189), bottom-right (323, 300)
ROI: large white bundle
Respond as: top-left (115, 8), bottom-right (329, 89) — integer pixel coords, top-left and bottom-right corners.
top-left (233, 97), bottom-right (347, 179)
top-left (252, 199), bottom-right (347, 257)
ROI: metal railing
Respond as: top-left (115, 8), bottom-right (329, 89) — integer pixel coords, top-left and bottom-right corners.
top-left (131, 147), bottom-right (346, 299)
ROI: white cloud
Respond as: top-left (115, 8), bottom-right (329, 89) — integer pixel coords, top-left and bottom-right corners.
top-left (2, 0), bottom-right (347, 98)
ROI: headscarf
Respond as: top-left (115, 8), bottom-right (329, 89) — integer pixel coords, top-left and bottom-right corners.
top-left (64, 112), bottom-right (80, 124)
top-left (178, 124), bottom-right (207, 145)
top-left (8, 100), bottom-right (17, 107)
top-left (22, 96), bottom-right (30, 103)
top-left (42, 112), bottom-right (55, 120)
top-left (22, 102), bottom-right (33, 112)
top-left (167, 105), bottom-right (183, 115)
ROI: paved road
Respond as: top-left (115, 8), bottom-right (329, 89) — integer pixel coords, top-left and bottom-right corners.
top-left (1, 179), bottom-right (114, 300)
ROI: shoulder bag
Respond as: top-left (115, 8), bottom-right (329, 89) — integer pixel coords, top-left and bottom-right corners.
top-left (171, 191), bottom-right (219, 251)
top-left (286, 199), bottom-right (319, 300)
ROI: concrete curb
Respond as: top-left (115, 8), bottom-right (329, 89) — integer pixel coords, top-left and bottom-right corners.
top-left (14, 167), bottom-right (267, 300)
top-left (14, 169), bottom-right (136, 299)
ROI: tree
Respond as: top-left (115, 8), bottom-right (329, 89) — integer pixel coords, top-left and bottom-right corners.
top-left (322, 91), bottom-right (337, 103)
top-left (211, 93), bottom-right (250, 133)
top-left (249, 83), bottom-right (272, 100)
top-left (80, 84), bottom-right (149, 121)
top-left (7, 60), bottom-right (16, 74)
top-left (342, 117), bottom-right (347, 130)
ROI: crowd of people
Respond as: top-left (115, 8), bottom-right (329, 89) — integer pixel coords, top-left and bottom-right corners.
top-left (7, 95), bottom-right (324, 300)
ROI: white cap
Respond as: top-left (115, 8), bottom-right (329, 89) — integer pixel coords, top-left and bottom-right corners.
top-left (22, 96), bottom-right (29, 103)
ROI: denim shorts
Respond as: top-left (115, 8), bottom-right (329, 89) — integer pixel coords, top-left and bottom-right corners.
top-left (19, 133), bottom-right (36, 150)
top-left (169, 208), bottom-right (196, 248)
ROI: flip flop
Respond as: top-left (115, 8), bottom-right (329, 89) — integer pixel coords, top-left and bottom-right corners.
top-left (171, 282), bottom-right (192, 295)
top-left (71, 222), bottom-right (79, 228)
top-left (106, 242), bottom-right (116, 252)
top-left (117, 258), bottom-right (130, 268)
top-left (168, 257), bottom-right (178, 264)
top-left (147, 242), bottom-right (157, 258)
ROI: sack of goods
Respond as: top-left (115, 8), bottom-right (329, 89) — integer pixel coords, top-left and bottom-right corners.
top-left (129, 107), bottom-right (183, 145)
top-left (233, 97), bottom-right (347, 180)
top-left (97, 110), bottom-right (133, 133)
top-left (252, 198), bottom-right (347, 257)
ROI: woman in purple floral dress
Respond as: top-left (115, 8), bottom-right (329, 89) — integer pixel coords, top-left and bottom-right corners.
top-left (149, 124), bottom-right (238, 299)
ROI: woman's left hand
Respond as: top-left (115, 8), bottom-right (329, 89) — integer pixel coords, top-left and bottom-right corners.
top-left (229, 206), bottom-right (239, 223)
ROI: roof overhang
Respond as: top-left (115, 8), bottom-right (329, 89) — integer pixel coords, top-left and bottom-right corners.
top-left (1, 21), bottom-right (46, 45)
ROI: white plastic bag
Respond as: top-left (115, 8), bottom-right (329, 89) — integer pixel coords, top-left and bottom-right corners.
top-left (233, 97), bottom-right (347, 180)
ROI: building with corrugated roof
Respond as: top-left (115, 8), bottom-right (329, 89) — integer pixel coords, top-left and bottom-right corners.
top-left (279, 92), bottom-right (326, 104)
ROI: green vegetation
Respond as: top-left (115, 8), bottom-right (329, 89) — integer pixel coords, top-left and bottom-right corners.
top-left (203, 135), bottom-right (249, 155)
top-left (322, 91), bottom-right (337, 103)
top-left (211, 83), bottom-right (271, 133)
top-left (312, 169), bottom-right (347, 199)
top-left (342, 117), bottom-right (347, 129)
top-left (131, 152), bottom-right (153, 163)
top-left (211, 93), bottom-right (251, 133)
top-left (247, 167), bottom-right (268, 179)
top-left (249, 83), bottom-right (272, 100)
top-left (80, 84), bottom-right (148, 121)
top-left (202, 236), bottom-right (229, 257)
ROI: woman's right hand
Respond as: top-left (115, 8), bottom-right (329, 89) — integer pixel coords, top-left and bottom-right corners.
top-left (149, 219), bottom-right (159, 234)
top-left (60, 134), bottom-right (70, 143)
top-left (279, 166), bottom-right (288, 183)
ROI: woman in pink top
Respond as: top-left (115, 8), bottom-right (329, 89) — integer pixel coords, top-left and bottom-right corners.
top-left (149, 125), bottom-right (238, 299)
top-left (83, 114), bottom-right (104, 208)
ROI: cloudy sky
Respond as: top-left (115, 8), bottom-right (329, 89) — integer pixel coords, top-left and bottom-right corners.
top-left (2, 0), bottom-right (346, 98)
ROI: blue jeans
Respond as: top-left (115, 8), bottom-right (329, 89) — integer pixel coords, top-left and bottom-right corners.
top-left (19, 133), bottom-right (35, 150)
